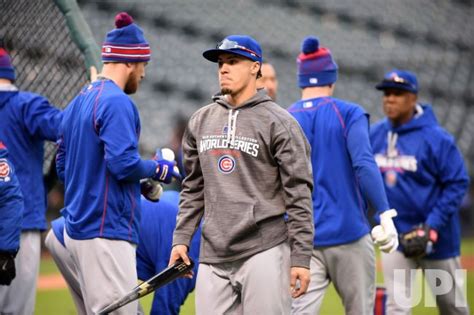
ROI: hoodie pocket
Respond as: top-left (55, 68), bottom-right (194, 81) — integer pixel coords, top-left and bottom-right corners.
top-left (202, 202), bottom-right (261, 257)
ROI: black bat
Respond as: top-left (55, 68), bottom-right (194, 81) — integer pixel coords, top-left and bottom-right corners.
top-left (97, 259), bottom-right (194, 314)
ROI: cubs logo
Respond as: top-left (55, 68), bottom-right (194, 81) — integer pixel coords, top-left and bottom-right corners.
top-left (384, 170), bottom-right (397, 187)
top-left (0, 159), bottom-right (11, 182)
top-left (218, 155), bottom-right (235, 174)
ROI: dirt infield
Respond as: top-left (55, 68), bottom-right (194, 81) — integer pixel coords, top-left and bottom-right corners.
top-left (37, 256), bottom-right (474, 291)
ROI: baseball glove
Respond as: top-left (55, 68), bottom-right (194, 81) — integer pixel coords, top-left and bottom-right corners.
top-left (399, 224), bottom-right (438, 258)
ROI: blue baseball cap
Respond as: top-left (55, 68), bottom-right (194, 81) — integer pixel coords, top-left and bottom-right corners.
top-left (203, 35), bottom-right (262, 63)
top-left (376, 69), bottom-right (418, 94)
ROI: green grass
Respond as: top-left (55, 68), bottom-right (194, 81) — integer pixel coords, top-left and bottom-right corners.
top-left (36, 238), bottom-right (474, 315)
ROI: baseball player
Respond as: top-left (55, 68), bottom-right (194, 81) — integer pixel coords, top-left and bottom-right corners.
top-left (370, 69), bottom-right (470, 315)
top-left (0, 46), bottom-right (62, 313)
top-left (0, 142), bottom-right (23, 287)
top-left (137, 190), bottom-right (200, 315)
top-left (45, 190), bottom-right (199, 315)
top-left (169, 34), bottom-right (314, 314)
top-left (256, 62), bottom-right (278, 101)
top-left (288, 36), bottom-right (399, 315)
top-left (56, 12), bottom-right (179, 314)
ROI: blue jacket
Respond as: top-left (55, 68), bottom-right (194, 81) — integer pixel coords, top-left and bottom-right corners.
top-left (0, 86), bottom-right (62, 230)
top-left (370, 104), bottom-right (469, 259)
top-left (288, 96), bottom-right (389, 246)
top-left (137, 191), bottom-right (200, 315)
top-left (57, 79), bottom-right (156, 244)
top-left (0, 142), bottom-right (24, 252)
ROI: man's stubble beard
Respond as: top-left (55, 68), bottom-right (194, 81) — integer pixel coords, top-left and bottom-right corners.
top-left (220, 87), bottom-right (232, 95)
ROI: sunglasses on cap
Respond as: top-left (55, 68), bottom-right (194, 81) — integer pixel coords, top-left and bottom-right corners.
top-left (217, 39), bottom-right (261, 58)
top-left (382, 75), bottom-right (416, 90)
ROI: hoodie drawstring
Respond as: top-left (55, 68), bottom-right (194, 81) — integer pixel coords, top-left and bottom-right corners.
top-left (226, 109), bottom-right (239, 147)
top-left (387, 131), bottom-right (398, 158)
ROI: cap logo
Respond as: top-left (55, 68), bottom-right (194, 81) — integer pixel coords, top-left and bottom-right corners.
top-left (309, 78), bottom-right (318, 84)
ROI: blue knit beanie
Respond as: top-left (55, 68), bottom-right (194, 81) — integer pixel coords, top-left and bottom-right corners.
top-left (0, 48), bottom-right (15, 82)
top-left (297, 37), bottom-right (338, 88)
top-left (102, 12), bottom-right (151, 63)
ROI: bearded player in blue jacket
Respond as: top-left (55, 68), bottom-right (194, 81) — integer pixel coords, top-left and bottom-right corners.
top-left (0, 142), bottom-right (24, 288)
top-left (56, 13), bottom-right (179, 315)
top-left (370, 69), bottom-right (470, 315)
top-left (288, 37), bottom-right (399, 315)
top-left (0, 46), bottom-right (62, 313)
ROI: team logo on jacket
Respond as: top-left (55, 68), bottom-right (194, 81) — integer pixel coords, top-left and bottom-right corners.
top-left (218, 155), bottom-right (236, 174)
top-left (0, 159), bottom-right (11, 182)
top-left (384, 170), bottom-right (398, 187)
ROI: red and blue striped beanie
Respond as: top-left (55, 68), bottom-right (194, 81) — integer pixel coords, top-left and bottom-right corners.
top-left (102, 12), bottom-right (151, 63)
top-left (0, 48), bottom-right (15, 82)
top-left (297, 36), bottom-right (338, 88)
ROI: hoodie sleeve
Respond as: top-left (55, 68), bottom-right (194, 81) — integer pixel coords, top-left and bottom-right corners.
top-left (22, 93), bottom-right (62, 141)
top-left (0, 148), bottom-right (24, 253)
top-left (425, 133), bottom-right (469, 230)
top-left (273, 117), bottom-right (314, 268)
top-left (173, 118), bottom-right (205, 247)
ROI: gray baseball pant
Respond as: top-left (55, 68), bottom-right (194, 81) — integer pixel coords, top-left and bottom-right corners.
top-left (196, 241), bottom-right (291, 315)
top-left (291, 234), bottom-right (375, 315)
top-left (0, 231), bottom-right (41, 315)
top-left (44, 229), bottom-right (87, 315)
top-left (381, 250), bottom-right (470, 315)
top-left (64, 230), bottom-right (138, 315)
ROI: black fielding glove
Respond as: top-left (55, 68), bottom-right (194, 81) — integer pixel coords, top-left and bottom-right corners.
top-left (399, 223), bottom-right (438, 258)
top-left (0, 252), bottom-right (16, 285)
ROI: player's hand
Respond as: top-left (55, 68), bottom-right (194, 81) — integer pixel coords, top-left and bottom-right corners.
top-left (152, 148), bottom-right (182, 184)
top-left (290, 267), bottom-right (310, 298)
top-left (0, 252), bottom-right (16, 285)
top-left (372, 209), bottom-right (399, 253)
top-left (169, 245), bottom-right (193, 279)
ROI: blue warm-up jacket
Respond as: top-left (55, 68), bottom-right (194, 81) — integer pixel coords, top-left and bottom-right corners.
top-left (0, 142), bottom-right (24, 253)
top-left (137, 191), bottom-right (200, 315)
top-left (288, 96), bottom-right (390, 246)
top-left (0, 86), bottom-right (61, 231)
top-left (57, 79), bottom-right (156, 244)
top-left (370, 104), bottom-right (469, 259)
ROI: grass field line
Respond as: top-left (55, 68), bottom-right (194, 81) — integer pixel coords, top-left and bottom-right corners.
top-left (37, 256), bottom-right (474, 291)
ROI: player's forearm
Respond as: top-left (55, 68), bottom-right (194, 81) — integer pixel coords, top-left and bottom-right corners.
top-left (106, 154), bottom-right (156, 181)
top-left (426, 179), bottom-right (469, 230)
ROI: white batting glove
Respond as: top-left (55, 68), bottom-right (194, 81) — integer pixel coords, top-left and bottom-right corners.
top-left (371, 209), bottom-right (399, 253)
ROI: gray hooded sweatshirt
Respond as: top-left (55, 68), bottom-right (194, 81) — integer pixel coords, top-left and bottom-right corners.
top-left (173, 90), bottom-right (314, 268)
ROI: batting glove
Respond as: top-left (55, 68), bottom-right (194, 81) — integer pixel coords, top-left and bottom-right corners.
top-left (371, 209), bottom-right (399, 253)
top-left (151, 148), bottom-right (181, 184)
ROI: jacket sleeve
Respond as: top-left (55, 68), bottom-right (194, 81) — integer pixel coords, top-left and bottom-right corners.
top-left (273, 117), bottom-right (314, 268)
top-left (425, 135), bottom-right (469, 230)
top-left (173, 119), bottom-right (205, 248)
top-left (97, 96), bottom-right (156, 182)
top-left (0, 151), bottom-right (24, 253)
top-left (22, 93), bottom-right (63, 141)
top-left (346, 114), bottom-right (390, 213)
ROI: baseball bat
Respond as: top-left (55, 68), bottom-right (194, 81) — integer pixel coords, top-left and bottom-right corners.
top-left (96, 258), bottom-right (194, 315)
